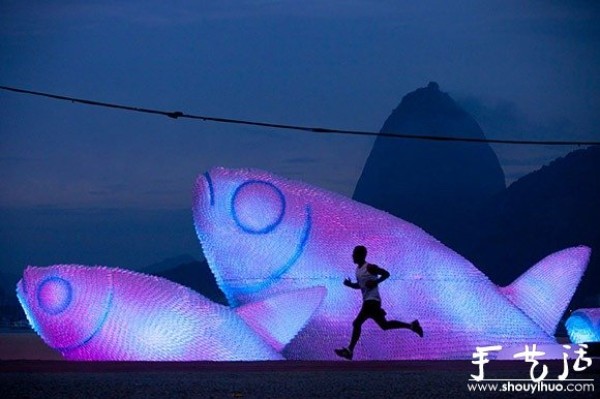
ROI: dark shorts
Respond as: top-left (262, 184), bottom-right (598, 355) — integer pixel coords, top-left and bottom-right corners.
top-left (354, 300), bottom-right (387, 324)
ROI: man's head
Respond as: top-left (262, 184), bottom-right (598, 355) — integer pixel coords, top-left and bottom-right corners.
top-left (352, 245), bottom-right (367, 265)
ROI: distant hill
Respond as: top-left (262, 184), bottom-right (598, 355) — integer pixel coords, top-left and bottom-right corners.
top-left (353, 82), bottom-right (598, 326)
top-left (353, 82), bottom-right (505, 250)
top-left (141, 254), bottom-right (200, 275)
top-left (464, 145), bottom-right (600, 310)
top-left (150, 259), bottom-right (227, 305)
top-left (139, 253), bottom-right (227, 305)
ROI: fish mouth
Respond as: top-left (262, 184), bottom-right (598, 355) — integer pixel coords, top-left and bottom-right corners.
top-left (16, 276), bottom-right (32, 313)
top-left (201, 172), bottom-right (215, 208)
top-left (15, 276), bottom-right (49, 338)
top-left (15, 279), bottom-right (28, 317)
top-left (193, 172), bottom-right (215, 235)
top-left (16, 278), bottom-right (24, 296)
top-left (15, 278), bottom-right (37, 333)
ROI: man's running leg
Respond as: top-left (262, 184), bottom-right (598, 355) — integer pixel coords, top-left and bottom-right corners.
top-left (373, 306), bottom-right (424, 337)
top-left (349, 311), bottom-right (370, 353)
top-left (335, 303), bottom-right (370, 360)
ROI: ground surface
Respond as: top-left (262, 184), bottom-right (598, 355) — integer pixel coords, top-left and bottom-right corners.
top-left (1, 334), bottom-right (597, 398)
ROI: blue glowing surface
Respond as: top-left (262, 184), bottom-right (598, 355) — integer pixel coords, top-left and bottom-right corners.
top-left (565, 309), bottom-right (600, 344)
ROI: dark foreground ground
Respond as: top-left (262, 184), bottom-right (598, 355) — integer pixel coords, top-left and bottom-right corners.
top-left (1, 359), bottom-right (598, 399)
top-left (1, 334), bottom-right (598, 398)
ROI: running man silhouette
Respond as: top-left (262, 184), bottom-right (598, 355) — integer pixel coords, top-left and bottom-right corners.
top-left (334, 245), bottom-right (423, 360)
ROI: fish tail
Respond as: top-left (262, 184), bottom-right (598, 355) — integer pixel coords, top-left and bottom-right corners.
top-left (499, 246), bottom-right (591, 335)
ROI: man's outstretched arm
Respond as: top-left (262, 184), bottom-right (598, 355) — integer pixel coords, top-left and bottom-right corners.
top-left (343, 278), bottom-right (360, 289)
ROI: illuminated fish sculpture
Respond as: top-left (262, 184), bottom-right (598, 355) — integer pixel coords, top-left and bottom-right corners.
top-left (193, 167), bottom-right (591, 360)
top-left (16, 265), bottom-right (325, 360)
top-left (565, 308), bottom-right (600, 344)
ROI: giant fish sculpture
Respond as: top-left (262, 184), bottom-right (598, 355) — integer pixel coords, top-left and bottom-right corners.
top-left (16, 264), bottom-right (325, 360)
top-left (193, 167), bottom-right (591, 360)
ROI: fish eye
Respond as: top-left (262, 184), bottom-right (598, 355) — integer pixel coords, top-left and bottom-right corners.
top-left (37, 277), bottom-right (73, 315)
top-left (231, 180), bottom-right (286, 234)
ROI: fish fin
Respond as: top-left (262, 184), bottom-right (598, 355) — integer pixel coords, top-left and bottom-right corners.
top-left (499, 246), bottom-right (591, 335)
top-left (234, 286), bottom-right (327, 352)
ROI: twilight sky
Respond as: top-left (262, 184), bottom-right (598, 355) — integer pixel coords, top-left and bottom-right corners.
top-left (1, 1), bottom-right (599, 273)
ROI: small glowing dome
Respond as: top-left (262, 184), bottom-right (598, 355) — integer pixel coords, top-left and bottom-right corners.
top-left (565, 308), bottom-right (600, 344)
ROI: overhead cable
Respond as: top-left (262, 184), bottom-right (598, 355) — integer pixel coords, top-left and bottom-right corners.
top-left (1, 85), bottom-right (598, 146)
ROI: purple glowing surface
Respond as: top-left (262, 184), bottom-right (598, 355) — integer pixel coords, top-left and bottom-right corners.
top-left (193, 167), bottom-right (591, 360)
top-left (16, 265), bottom-right (325, 361)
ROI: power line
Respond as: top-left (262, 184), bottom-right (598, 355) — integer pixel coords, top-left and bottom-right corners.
top-left (1, 85), bottom-right (598, 146)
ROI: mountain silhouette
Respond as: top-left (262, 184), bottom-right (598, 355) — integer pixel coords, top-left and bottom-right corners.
top-left (353, 82), bottom-right (598, 323)
top-left (141, 254), bottom-right (199, 275)
top-left (466, 145), bottom-right (600, 310)
top-left (151, 259), bottom-right (227, 305)
top-left (353, 82), bottom-right (506, 249)
top-left (141, 253), bottom-right (227, 304)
